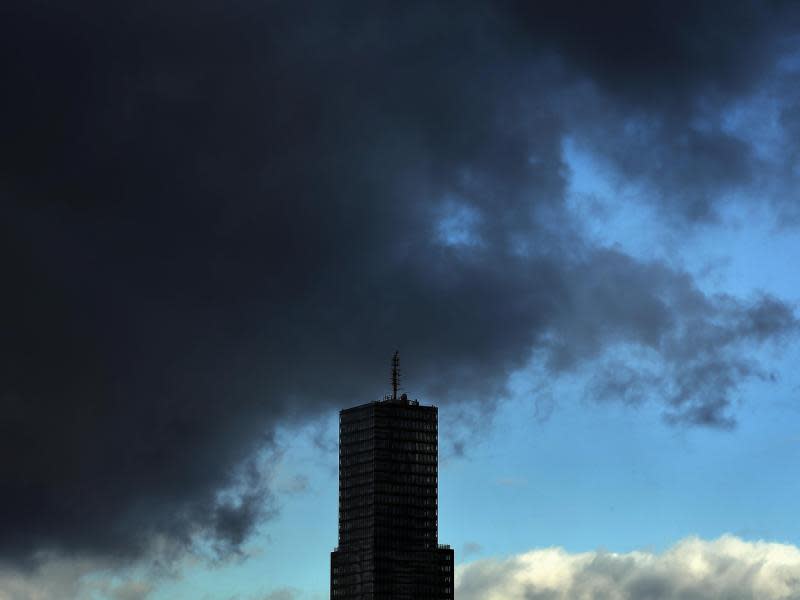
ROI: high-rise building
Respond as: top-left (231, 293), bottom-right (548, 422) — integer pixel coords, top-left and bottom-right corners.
top-left (330, 353), bottom-right (454, 599)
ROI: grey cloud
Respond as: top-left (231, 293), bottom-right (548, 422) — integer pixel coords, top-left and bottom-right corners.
top-left (507, 1), bottom-right (794, 104)
top-left (277, 475), bottom-right (310, 496)
top-left (463, 542), bottom-right (483, 558)
top-left (456, 535), bottom-right (800, 600)
top-left (502, 2), bottom-right (800, 225)
top-left (562, 64), bottom-right (800, 226)
top-left (0, 557), bottom-right (153, 600)
top-left (259, 590), bottom-right (298, 600)
top-left (1, 0), bottom-right (798, 570)
top-left (212, 489), bottom-right (271, 557)
top-left (563, 252), bottom-right (799, 426)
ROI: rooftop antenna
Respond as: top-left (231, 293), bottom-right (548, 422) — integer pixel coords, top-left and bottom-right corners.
top-left (391, 350), bottom-right (401, 401)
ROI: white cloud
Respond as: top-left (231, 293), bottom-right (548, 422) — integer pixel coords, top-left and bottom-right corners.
top-left (456, 535), bottom-right (800, 600)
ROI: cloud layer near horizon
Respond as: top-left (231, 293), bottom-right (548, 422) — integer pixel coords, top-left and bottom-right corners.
top-left (6, 535), bottom-right (800, 600)
top-left (456, 536), bottom-right (800, 600)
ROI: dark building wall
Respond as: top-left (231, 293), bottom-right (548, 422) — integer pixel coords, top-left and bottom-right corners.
top-left (331, 399), bottom-right (454, 600)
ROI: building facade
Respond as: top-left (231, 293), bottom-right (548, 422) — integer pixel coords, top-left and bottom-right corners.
top-left (330, 368), bottom-right (454, 599)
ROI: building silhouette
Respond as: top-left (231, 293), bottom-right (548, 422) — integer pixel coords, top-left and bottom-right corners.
top-left (330, 353), bottom-right (454, 599)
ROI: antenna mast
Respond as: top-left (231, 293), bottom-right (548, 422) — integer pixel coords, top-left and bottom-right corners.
top-left (391, 351), bottom-right (401, 400)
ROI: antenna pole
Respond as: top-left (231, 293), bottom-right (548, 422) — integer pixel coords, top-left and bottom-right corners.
top-left (391, 351), bottom-right (400, 400)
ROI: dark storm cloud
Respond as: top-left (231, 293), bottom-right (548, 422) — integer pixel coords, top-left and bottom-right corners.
top-left (1, 0), bottom-right (798, 567)
top-left (513, 1), bottom-right (800, 223)
top-left (567, 106), bottom-right (760, 223)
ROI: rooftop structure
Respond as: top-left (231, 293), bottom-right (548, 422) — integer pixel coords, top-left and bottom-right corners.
top-left (330, 353), bottom-right (454, 599)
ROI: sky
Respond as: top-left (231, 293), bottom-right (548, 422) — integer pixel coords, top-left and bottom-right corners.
top-left (3, 1), bottom-right (800, 599)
